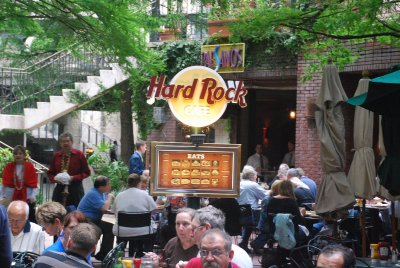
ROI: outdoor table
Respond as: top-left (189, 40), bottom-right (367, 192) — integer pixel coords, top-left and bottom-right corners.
top-left (303, 211), bottom-right (322, 232)
top-left (356, 258), bottom-right (400, 267)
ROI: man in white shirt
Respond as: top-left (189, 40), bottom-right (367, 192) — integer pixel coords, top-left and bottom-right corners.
top-left (7, 200), bottom-right (45, 254)
top-left (246, 144), bottom-right (269, 181)
top-left (282, 141), bottom-right (295, 168)
top-left (112, 173), bottom-right (157, 257)
top-left (190, 206), bottom-right (253, 268)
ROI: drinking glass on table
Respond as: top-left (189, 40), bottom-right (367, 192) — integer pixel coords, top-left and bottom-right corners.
top-left (133, 258), bottom-right (141, 268)
top-left (143, 252), bottom-right (158, 267)
top-left (140, 256), bottom-right (154, 268)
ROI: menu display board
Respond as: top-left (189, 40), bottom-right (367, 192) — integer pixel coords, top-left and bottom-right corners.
top-left (150, 142), bottom-right (241, 197)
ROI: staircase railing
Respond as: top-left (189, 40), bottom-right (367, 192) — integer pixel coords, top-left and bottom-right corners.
top-left (0, 46), bottom-right (112, 115)
top-left (80, 122), bottom-right (114, 151)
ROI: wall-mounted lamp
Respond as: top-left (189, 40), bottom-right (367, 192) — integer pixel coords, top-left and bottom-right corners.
top-left (289, 110), bottom-right (296, 119)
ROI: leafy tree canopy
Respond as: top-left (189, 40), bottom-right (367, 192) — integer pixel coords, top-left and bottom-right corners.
top-left (0, 0), bottom-right (163, 73)
top-left (227, 0), bottom-right (400, 75)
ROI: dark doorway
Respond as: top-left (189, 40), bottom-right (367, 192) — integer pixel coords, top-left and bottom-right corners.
top-left (242, 89), bottom-right (296, 170)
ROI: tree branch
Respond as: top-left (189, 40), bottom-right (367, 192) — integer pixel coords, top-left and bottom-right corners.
top-left (377, 18), bottom-right (400, 34)
top-left (282, 23), bottom-right (400, 39)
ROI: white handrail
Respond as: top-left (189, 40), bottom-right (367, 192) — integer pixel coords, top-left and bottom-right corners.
top-left (0, 42), bottom-right (79, 72)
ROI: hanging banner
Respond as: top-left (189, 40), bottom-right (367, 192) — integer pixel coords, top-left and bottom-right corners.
top-left (201, 43), bottom-right (245, 73)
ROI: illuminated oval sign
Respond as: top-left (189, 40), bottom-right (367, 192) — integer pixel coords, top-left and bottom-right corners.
top-left (147, 66), bottom-right (247, 128)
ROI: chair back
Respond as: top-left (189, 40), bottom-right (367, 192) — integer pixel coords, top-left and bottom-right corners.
top-left (289, 245), bottom-right (321, 268)
top-left (117, 211), bottom-right (152, 237)
top-left (118, 211), bottom-right (151, 228)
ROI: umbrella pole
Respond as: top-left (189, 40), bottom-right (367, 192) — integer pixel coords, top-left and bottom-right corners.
top-left (391, 202), bottom-right (397, 251)
top-left (359, 199), bottom-right (367, 257)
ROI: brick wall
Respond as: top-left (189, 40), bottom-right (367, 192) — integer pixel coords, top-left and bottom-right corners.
top-left (295, 41), bottom-right (400, 183)
top-left (145, 109), bottom-right (185, 167)
top-left (295, 58), bottom-right (323, 183)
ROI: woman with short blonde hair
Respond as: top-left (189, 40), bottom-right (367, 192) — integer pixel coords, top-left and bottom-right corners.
top-left (36, 201), bottom-right (66, 237)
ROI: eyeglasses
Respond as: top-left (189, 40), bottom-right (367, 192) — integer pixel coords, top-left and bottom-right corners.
top-left (8, 219), bottom-right (26, 225)
top-left (199, 249), bottom-right (225, 258)
top-left (191, 224), bottom-right (204, 232)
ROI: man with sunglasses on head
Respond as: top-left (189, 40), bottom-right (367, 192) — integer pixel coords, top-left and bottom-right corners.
top-left (185, 229), bottom-right (239, 268)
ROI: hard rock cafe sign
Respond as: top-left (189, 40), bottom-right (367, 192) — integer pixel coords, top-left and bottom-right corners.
top-left (147, 66), bottom-right (248, 127)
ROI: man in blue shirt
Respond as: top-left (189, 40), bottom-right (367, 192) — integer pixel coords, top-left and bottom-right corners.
top-left (297, 168), bottom-right (317, 200)
top-left (78, 176), bottom-right (114, 261)
top-left (129, 140), bottom-right (148, 175)
top-left (0, 205), bottom-right (12, 267)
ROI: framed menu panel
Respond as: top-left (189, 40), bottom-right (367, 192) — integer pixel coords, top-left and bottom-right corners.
top-left (150, 142), bottom-right (241, 197)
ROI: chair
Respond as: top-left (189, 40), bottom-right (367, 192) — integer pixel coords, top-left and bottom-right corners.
top-left (289, 245), bottom-right (321, 268)
top-left (102, 242), bottom-right (126, 268)
top-left (259, 213), bottom-right (296, 267)
top-left (12, 251), bottom-right (40, 268)
top-left (116, 211), bottom-right (154, 257)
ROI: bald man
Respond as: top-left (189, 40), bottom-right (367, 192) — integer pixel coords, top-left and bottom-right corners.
top-left (316, 244), bottom-right (355, 268)
top-left (7, 201), bottom-right (45, 254)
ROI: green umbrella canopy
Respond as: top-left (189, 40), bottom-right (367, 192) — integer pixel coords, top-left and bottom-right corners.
top-left (347, 70), bottom-right (400, 116)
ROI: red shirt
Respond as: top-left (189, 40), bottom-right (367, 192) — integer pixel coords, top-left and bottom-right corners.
top-left (48, 148), bottom-right (90, 183)
top-left (185, 257), bottom-right (240, 268)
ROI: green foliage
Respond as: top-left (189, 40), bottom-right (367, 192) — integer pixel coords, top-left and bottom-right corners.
top-left (0, 129), bottom-right (28, 136)
top-left (158, 41), bottom-right (202, 80)
top-left (35, 192), bottom-right (43, 205)
top-left (201, 0), bottom-right (248, 20)
top-left (0, 0), bottom-right (162, 74)
top-left (0, 147), bottom-right (13, 181)
top-left (222, 0), bottom-right (400, 78)
top-left (87, 142), bottom-right (128, 193)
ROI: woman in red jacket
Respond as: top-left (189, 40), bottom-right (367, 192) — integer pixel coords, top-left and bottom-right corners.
top-left (1, 145), bottom-right (38, 222)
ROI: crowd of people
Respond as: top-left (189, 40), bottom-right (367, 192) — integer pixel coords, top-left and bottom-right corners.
top-left (0, 133), bottom-right (360, 268)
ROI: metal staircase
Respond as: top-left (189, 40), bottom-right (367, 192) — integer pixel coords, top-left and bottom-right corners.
top-left (0, 46), bottom-right (129, 131)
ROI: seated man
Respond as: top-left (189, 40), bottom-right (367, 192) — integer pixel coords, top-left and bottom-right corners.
top-left (112, 173), bottom-right (157, 257)
top-left (33, 223), bottom-right (101, 268)
top-left (7, 200), bottom-right (45, 254)
top-left (77, 176), bottom-right (114, 261)
top-left (185, 229), bottom-right (239, 268)
top-left (316, 244), bottom-right (356, 268)
top-left (297, 168), bottom-right (317, 200)
top-left (191, 206), bottom-right (253, 268)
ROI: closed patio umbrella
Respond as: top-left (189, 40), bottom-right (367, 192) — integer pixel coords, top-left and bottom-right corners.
top-left (347, 68), bottom-right (400, 195)
top-left (347, 74), bottom-right (376, 199)
top-left (314, 64), bottom-right (355, 216)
